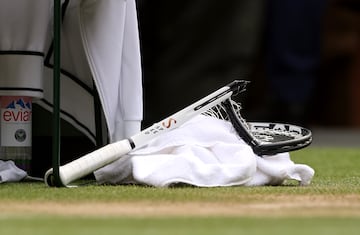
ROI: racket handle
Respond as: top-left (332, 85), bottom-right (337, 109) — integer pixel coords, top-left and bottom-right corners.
top-left (45, 139), bottom-right (133, 186)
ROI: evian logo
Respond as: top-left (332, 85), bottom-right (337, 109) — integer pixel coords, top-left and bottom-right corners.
top-left (1, 98), bottom-right (32, 123)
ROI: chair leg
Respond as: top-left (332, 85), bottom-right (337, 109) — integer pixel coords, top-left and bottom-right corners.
top-left (51, 0), bottom-right (64, 187)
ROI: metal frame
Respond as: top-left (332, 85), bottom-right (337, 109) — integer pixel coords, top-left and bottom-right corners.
top-left (51, 0), bottom-right (63, 186)
top-left (51, 0), bottom-right (104, 186)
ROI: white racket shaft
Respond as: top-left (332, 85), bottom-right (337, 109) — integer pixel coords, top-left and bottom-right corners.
top-left (45, 81), bottom-right (244, 186)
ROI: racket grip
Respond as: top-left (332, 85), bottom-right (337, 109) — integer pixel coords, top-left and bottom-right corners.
top-left (45, 139), bottom-right (133, 186)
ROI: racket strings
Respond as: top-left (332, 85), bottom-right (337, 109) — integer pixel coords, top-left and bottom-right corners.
top-left (250, 129), bottom-right (295, 142)
top-left (250, 124), bottom-right (305, 140)
top-left (202, 98), bottom-right (251, 130)
top-left (202, 99), bottom-right (302, 142)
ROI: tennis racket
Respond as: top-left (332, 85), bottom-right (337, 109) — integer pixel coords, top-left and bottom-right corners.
top-left (45, 80), bottom-right (312, 186)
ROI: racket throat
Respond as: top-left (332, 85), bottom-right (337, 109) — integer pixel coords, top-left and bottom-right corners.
top-left (222, 99), bottom-right (262, 155)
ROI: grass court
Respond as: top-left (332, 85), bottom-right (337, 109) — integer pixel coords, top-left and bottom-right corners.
top-left (0, 147), bottom-right (359, 234)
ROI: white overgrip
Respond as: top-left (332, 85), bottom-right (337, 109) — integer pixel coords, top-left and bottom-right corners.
top-left (45, 139), bottom-right (133, 186)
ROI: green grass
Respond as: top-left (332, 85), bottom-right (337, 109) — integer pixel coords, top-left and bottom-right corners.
top-left (291, 147), bottom-right (360, 192)
top-left (1, 217), bottom-right (359, 235)
top-left (1, 147), bottom-right (359, 202)
top-left (0, 147), bottom-right (360, 234)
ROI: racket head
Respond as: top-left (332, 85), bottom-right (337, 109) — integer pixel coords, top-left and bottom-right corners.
top-left (221, 99), bottom-right (312, 156)
top-left (247, 122), bottom-right (312, 155)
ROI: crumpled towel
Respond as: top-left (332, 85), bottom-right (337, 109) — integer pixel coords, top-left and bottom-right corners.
top-left (95, 115), bottom-right (314, 187)
top-left (0, 160), bottom-right (27, 183)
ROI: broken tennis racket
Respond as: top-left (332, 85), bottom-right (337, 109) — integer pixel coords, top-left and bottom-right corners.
top-left (45, 80), bottom-right (312, 186)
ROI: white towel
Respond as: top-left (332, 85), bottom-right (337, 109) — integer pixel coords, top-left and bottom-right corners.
top-left (0, 160), bottom-right (27, 183)
top-left (95, 115), bottom-right (314, 187)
